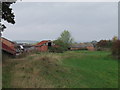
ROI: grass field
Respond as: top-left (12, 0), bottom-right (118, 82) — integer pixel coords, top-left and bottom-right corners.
top-left (2, 51), bottom-right (118, 88)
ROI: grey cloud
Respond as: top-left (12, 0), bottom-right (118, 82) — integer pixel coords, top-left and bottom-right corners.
top-left (3, 2), bottom-right (118, 42)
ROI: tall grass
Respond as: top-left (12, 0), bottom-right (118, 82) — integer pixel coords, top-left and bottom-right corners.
top-left (2, 51), bottom-right (118, 88)
top-left (3, 52), bottom-right (62, 88)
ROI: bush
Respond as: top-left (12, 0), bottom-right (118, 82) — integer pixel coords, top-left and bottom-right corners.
top-left (49, 40), bottom-right (68, 53)
top-left (112, 40), bottom-right (120, 59)
top-left (96, 40), bottom-right (113, 51)
top-left (49, 46), bottom-right (66, 53)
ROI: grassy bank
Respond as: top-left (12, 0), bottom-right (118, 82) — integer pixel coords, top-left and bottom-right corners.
top-left (2, 51), bottom-right (118, 88)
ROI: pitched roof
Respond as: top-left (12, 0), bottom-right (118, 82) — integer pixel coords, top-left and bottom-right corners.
top-left (2, 42), bottom-right (16, 55)
top-left (0, 37), bottom-right (15, 44)
top-left (35, 40), bottom-right (50, 46)
top-left (85, 43), bottom-right (94, 47)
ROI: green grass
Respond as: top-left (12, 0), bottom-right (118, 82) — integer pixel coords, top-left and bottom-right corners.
top-left (63, 51), bottom-right (118, 88)
top-left (2, 51), bottom-right (118, 88)
top-left (2, 62), bottom-right (15, 88)
top-left (41, 51), bottom-right (118, 88)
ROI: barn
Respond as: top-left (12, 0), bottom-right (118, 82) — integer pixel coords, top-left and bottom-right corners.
top-left (1, 37), bottom-right (16, 60)
top-left (34, 40), bottom-right (52, 52)
top-left (1, 37), bottom-right (16, 51)
top-left (86, 43), bottom-right (95, 51)
top-left (2, 42), bottom-right (16, 55)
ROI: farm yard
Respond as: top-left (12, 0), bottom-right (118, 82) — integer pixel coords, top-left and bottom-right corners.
top-left (3, 51), bottom-right (118, 88)
top-left (1, 2), bottom-right (119, 89)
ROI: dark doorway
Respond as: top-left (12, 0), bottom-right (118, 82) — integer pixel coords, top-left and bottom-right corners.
top-left (48, 42), bottom-right (51, 47)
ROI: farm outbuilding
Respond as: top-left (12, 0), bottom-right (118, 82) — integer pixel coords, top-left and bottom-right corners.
top-left (2, 42), bottom-right (16, 55)
top-left (1, 37), bottom-right (16, 60)
top-left (34, 40), bottom-right (53, 52)
top-left (1, 37), bottom-right (16, 51)
top-left (1, 37), bottom-right (16, 55)
top-left (86, 44), bottom-right (95, 51)
top-left (70, 43), bottom-right (95, 51)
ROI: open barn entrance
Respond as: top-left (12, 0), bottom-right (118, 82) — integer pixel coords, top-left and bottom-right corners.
top-left (48, 42), bottom-right (51, 47)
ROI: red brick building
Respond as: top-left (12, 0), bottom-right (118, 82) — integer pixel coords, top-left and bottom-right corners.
top-left (86, 46), bottom-right (95, 51)
top-left (1, 37), bottom-right (16, 55)
top-left (34, 40), bottom-right (52, 52)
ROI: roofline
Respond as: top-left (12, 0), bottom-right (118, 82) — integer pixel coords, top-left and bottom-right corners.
top-left (1, 37), bottom-right (15, 44)
top-left (35, 40), bottom-right (52, 45)
top-left (39, 40), bottom-right (51, 42)
top-left (2, 42), bottom-right (16, 55)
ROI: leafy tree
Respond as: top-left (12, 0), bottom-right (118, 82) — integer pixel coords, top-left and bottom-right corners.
top-left (96, 40), bottom-right (108, 48)
top-left (58, 30), bottom-right (73, 45)
top-left (96, 40), bottom-right (113, 51)
top-left (0, 1), bottom-right (16, 36)
top-left (49, 30), bottom-right (74, 53)
top-left (54, 39), bottom-right (68, 50)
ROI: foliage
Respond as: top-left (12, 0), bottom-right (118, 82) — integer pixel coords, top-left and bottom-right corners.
top-left (96, 40), bottom-right (113, 50)
top-left (49, 30), bottom-right (74, 53)
top-left (112, 36), bottom-right (118, 42)
top-left (112, 40), bottom-right (120, 59)
top-left (54, 39), bottom-right (68, 48)
top-left (58, 30), bottom-right (73, 45)
top-left (2, 2), bottom-right (15, 24)
top-left (49, 40), bottom-right (68, 53)
top-left (49, 47), bottom-right (64, 53)
top-left (0, 2), bottom-right (16, 32)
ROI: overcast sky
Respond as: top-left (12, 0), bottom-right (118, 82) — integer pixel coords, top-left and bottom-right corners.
top-left (2, 2), bottom-right (118, 42)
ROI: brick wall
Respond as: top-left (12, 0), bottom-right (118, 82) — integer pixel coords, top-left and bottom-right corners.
top-left (36, 46), bottom-right (48, 52)
top-left (87, 46), bottom-right (95, 51)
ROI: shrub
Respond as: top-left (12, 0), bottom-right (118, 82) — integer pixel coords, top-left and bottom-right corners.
top-left (49, 40), bottom-right (68, 53)
top-left (96, 40), bottom-right (113, 51)
top-left (112, 40), bottom-right (120, 59)
top-left (49, 46), bottom-right (66, 53)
